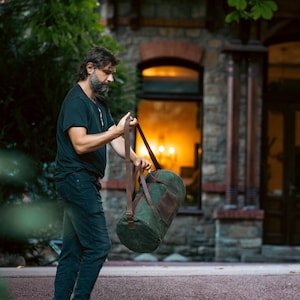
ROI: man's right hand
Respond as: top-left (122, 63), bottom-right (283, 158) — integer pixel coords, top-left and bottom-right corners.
top-left (117, 112), bottom-right (138, 132)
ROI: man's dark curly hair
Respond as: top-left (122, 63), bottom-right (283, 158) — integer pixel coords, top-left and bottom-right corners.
top-left (77, 46), bottom-right (120, 81)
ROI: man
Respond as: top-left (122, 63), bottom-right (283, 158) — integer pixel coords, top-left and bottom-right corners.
top-left (53, 46), bottom-right (151, 300)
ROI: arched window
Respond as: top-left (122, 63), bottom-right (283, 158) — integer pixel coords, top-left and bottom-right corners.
top-left (136, 59), bottom-right (203, 209)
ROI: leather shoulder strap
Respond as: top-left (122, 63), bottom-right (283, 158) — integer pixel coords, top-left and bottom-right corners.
top-left (136, 124), bottom-right (161, 170)
top-left (124, 116), bottom-right (135, 229)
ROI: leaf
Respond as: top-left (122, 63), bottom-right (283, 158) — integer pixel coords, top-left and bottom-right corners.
top-left (236, 0), bottom-right (248, 10)
top-left (260, 6), bottom-right (274, 19)
top-left (250, 0), bottom-right (277, 20)
top-left (251, 5), bottom-right (263, 20)
top-left (263, 0), bottom-right (278, 12)
top-left (226, 0), bottom-right (278, 21)
top-left (228, 0), bottom-right (247, 10)
top-left (225, 11), bottom-right (241, 23)
top-left (227, 0), bottom-right (238, 7)
top-left (241, 10), bottom-right (251, 20)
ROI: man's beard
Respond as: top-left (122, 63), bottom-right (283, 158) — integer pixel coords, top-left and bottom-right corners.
top-left (90, 73), bottom-right (109, 94)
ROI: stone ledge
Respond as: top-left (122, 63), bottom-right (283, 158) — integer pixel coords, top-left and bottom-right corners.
top-left (241, 254), bottom-right (300, 263)
top-left (213, 209), bottom-right (264, 220)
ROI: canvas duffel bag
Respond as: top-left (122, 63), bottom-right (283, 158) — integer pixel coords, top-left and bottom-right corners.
top-left (116, 118), bottom-right (186, 253)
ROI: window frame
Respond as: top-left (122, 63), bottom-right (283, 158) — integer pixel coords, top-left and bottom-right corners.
top-left (136, 58), bottom-right (203, 213)
top-left (137, 57), bottom-right (203, 102)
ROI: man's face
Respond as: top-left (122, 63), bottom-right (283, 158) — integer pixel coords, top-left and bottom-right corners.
top-left (90, 64), bottom-right (116, 94)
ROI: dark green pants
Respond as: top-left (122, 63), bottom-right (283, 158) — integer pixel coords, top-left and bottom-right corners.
top-left (53, 171), bottom-right (110, 300)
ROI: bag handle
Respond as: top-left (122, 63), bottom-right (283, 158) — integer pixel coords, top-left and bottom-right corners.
top-left (124, 117), bottom-right (134, 229)
top-left (124, 117), bottom-right (161, 229)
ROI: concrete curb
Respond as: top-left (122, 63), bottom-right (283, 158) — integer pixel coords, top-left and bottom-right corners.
top-left (1, 263), bottom-right (300, 278)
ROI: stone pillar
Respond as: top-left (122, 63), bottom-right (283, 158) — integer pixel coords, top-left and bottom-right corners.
top-left (222, 43), bottom-right (267, 209)
top-left (245, 58), bottom-right (260, 207)
top-left (213, 209), bottom-right (264, 262)
top-left (214, 43), bottom-right (267, 261)
top-left (225, 53), bottom-right (241, 209)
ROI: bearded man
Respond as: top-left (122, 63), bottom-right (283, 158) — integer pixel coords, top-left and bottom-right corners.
top-left (53, 47), bottom-right (151, 300)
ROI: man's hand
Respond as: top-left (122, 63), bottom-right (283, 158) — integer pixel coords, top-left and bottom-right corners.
top-left (132, 157), bottom-right (152, 170)
top-left (117, 112), bottom-right (138, 133)
top-left (116, 113), bottom-right (152, 170)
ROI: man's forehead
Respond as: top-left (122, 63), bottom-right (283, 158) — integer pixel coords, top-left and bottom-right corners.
top-left (102, 63), bottom-right (116, 72)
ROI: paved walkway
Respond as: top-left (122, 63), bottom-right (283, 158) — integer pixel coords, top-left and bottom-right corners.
top-left (1, 262), bottom-right (300, 299)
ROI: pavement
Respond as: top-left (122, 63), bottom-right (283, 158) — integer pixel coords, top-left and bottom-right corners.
top-left (1, 261), bottom-right (300, 299)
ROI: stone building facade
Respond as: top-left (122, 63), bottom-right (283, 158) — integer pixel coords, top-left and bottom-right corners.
top-left (98, 0), bottom-right (300, 262)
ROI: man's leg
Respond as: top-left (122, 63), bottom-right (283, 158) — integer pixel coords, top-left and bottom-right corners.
top-left (53, 210), bottom-right (82, 300)
top-left (53, 172), bottom-right (110, 300)
top-left (72, 209), bottom-right (110, 299)
top-left (71, 173), bottom-right (111, 300)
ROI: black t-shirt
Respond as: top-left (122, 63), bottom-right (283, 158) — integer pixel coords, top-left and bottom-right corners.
top-left (55, 84), bottom-right (115, 180)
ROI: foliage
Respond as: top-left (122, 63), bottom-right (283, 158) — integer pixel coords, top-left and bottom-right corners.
top-left (0, 158), bottom-right (63, 259)
top-left (225, 0), bottom-right (278, 23)
top-left (0, 0), bottom-right (137, 245)
top-left (0, 0), bottom-right (134, 163)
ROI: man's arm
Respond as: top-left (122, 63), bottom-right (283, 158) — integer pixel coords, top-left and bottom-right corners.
top-left (68, 112), bottom-right (135, 155)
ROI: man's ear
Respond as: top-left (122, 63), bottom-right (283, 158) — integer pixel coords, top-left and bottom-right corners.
top-left (86, 62), bottom-right (94, 75)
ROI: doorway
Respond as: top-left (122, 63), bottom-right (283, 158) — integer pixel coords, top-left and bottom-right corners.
top-left (261, 103), bottom-right (300, 245)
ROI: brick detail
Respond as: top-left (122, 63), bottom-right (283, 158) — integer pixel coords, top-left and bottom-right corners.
top-left (213, 209), bottom-right (264, 220)
top-left (139, 40), bottom-right (204, 63)
top-left (100, 179), bottom-right (126, 190)
top-left (202, 183), bottom-right (226, 193)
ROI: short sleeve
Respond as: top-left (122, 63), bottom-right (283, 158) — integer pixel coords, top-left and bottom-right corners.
top-left (62, 97), bottom-right (89, 132)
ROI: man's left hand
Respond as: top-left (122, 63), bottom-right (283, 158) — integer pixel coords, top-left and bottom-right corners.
top-left (133, 157), bottom-right (152, 170)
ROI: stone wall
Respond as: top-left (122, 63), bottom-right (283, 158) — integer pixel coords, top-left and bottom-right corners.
top-left (101, 33), bottom-right (231, 262)
top-left (215, 219), bottom-right (263, 262)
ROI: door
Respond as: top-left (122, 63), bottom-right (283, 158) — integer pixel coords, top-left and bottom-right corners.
top-left (262, 103), bottom-right (300, 245)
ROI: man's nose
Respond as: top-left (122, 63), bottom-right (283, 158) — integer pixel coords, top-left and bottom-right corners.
top-left (107, 74), bottom-right (114, 82)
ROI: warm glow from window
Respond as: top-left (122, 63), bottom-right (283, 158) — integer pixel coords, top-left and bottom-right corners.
top-left (268, 42), bottom-right (300, 82)
top-left (140, 145), bottom-right (155, 156)
top-left (158, 145), bottom-right (165, 153)
top-left (169, 147), bottom-right (175, 154)
top-left (136, 100), bottom-right (201, 175)
top-left (142, 66), bottom-right (198, 80)
top-left (140, 146), bottom-right (148, 156)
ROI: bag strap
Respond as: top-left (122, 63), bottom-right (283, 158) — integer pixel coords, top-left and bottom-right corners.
top-left (124, 117), bottom-right (161, 228)
top-left (124, 117), bottom-right (135, 229)
top-left (136, 124), bottom-right (161, 170)
top-left (138, 167), bottom-right (161, 221)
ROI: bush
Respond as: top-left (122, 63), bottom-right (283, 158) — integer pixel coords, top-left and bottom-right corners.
top-left (0, 0), bottom-right (137, 253)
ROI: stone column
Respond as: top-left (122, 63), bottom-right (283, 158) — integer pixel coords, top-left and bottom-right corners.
top-left (213, 210), bottom-right (264, 262)
top-left (225, 53), bottom-right (241, 209)
top-left (222, 44), bottom-right (267, 209)
top-left (214, 44), bottom-right (267, 262)
top-left (245, 58), bottom-right (260, 207)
